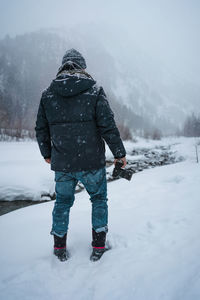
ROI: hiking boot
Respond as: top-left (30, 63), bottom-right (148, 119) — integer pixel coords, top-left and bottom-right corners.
top-left (54, 247), bottom-right (68, 261)
top-left (90, 228), bottom-right (107, 261)
top-left (90, 247), bottom-right (106, 261)
top-left (53, 233), bottom-right (68, 261)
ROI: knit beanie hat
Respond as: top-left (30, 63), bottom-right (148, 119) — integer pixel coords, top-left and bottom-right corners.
top-left (61, 49), bottom-right (87, 69)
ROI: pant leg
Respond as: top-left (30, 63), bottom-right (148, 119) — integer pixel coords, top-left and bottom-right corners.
top-left (50, 171), bottom-right (78, 237)
top-left (78, 167), bottom-right (108, 232)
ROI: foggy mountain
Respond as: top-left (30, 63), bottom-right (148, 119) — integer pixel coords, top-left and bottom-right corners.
top-left (0, 27), bottom-right (199, 136)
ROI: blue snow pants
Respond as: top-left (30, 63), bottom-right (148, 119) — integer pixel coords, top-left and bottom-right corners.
top-left (50, 166), bottom-right (108, 237)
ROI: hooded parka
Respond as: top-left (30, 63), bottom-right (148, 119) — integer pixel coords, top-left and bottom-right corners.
top-left (35, 50), bottom-right (126, 172)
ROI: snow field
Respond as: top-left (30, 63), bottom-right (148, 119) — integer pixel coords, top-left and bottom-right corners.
top-left (0, 137), bottom-right (200, 299)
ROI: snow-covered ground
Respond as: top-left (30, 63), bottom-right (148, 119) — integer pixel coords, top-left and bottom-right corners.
top-left (0, 137), bottom-right (200, 299)
top-left (0, 137), bottom-right (194, 200)
top-left (0, 141), bottom-right (54, 200)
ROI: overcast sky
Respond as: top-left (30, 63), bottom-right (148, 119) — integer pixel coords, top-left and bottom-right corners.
top-left (0, 0), bottom-right (200, 81)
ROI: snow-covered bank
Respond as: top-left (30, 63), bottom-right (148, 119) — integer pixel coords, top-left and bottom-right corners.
top-left (0, 142), bottom-right (54, 200)
top-left (0, 137), bottom-right (196, 201)
top-left (0, 137), bottom-right (200, 300)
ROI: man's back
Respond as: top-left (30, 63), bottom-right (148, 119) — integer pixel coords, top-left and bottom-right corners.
top-left (35, 49), bottom-right (126, 172)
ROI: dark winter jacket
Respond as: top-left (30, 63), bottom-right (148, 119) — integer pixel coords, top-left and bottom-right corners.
top-left (35, 70), bottom-right (126, 172)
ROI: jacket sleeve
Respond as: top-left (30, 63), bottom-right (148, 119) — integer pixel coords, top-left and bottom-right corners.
top-left (95, 87), bottom-right (126, 159)
top-left (35, 96), bottom-right (51, 159)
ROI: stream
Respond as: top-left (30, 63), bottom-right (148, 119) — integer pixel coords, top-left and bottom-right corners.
top-left (0, 144), bottom-right (184, 216)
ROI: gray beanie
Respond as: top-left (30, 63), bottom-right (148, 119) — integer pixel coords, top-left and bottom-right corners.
top-left (61, 48), bottom-right (87, 69)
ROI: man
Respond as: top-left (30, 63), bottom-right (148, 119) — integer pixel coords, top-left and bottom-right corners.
top-left (35, 49), bottom-right (126, 262)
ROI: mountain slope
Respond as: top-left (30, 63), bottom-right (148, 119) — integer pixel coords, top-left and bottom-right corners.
top-left (0, 27), bottom-right (199, 135)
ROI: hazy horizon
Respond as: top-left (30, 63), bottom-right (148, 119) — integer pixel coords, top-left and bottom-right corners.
top-left (0, 0), bottom-right (200, 135)
top-left (1, 0), bottom-right (200, 82)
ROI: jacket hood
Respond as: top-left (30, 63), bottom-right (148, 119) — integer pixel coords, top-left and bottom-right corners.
top-left (50, 71), bottom-right (96, 97)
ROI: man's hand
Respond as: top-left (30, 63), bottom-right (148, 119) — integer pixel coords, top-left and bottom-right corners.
top-left (45, 158), bottom-right (51, 164)
top-left (114, 157), bottom-right (127, 168)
